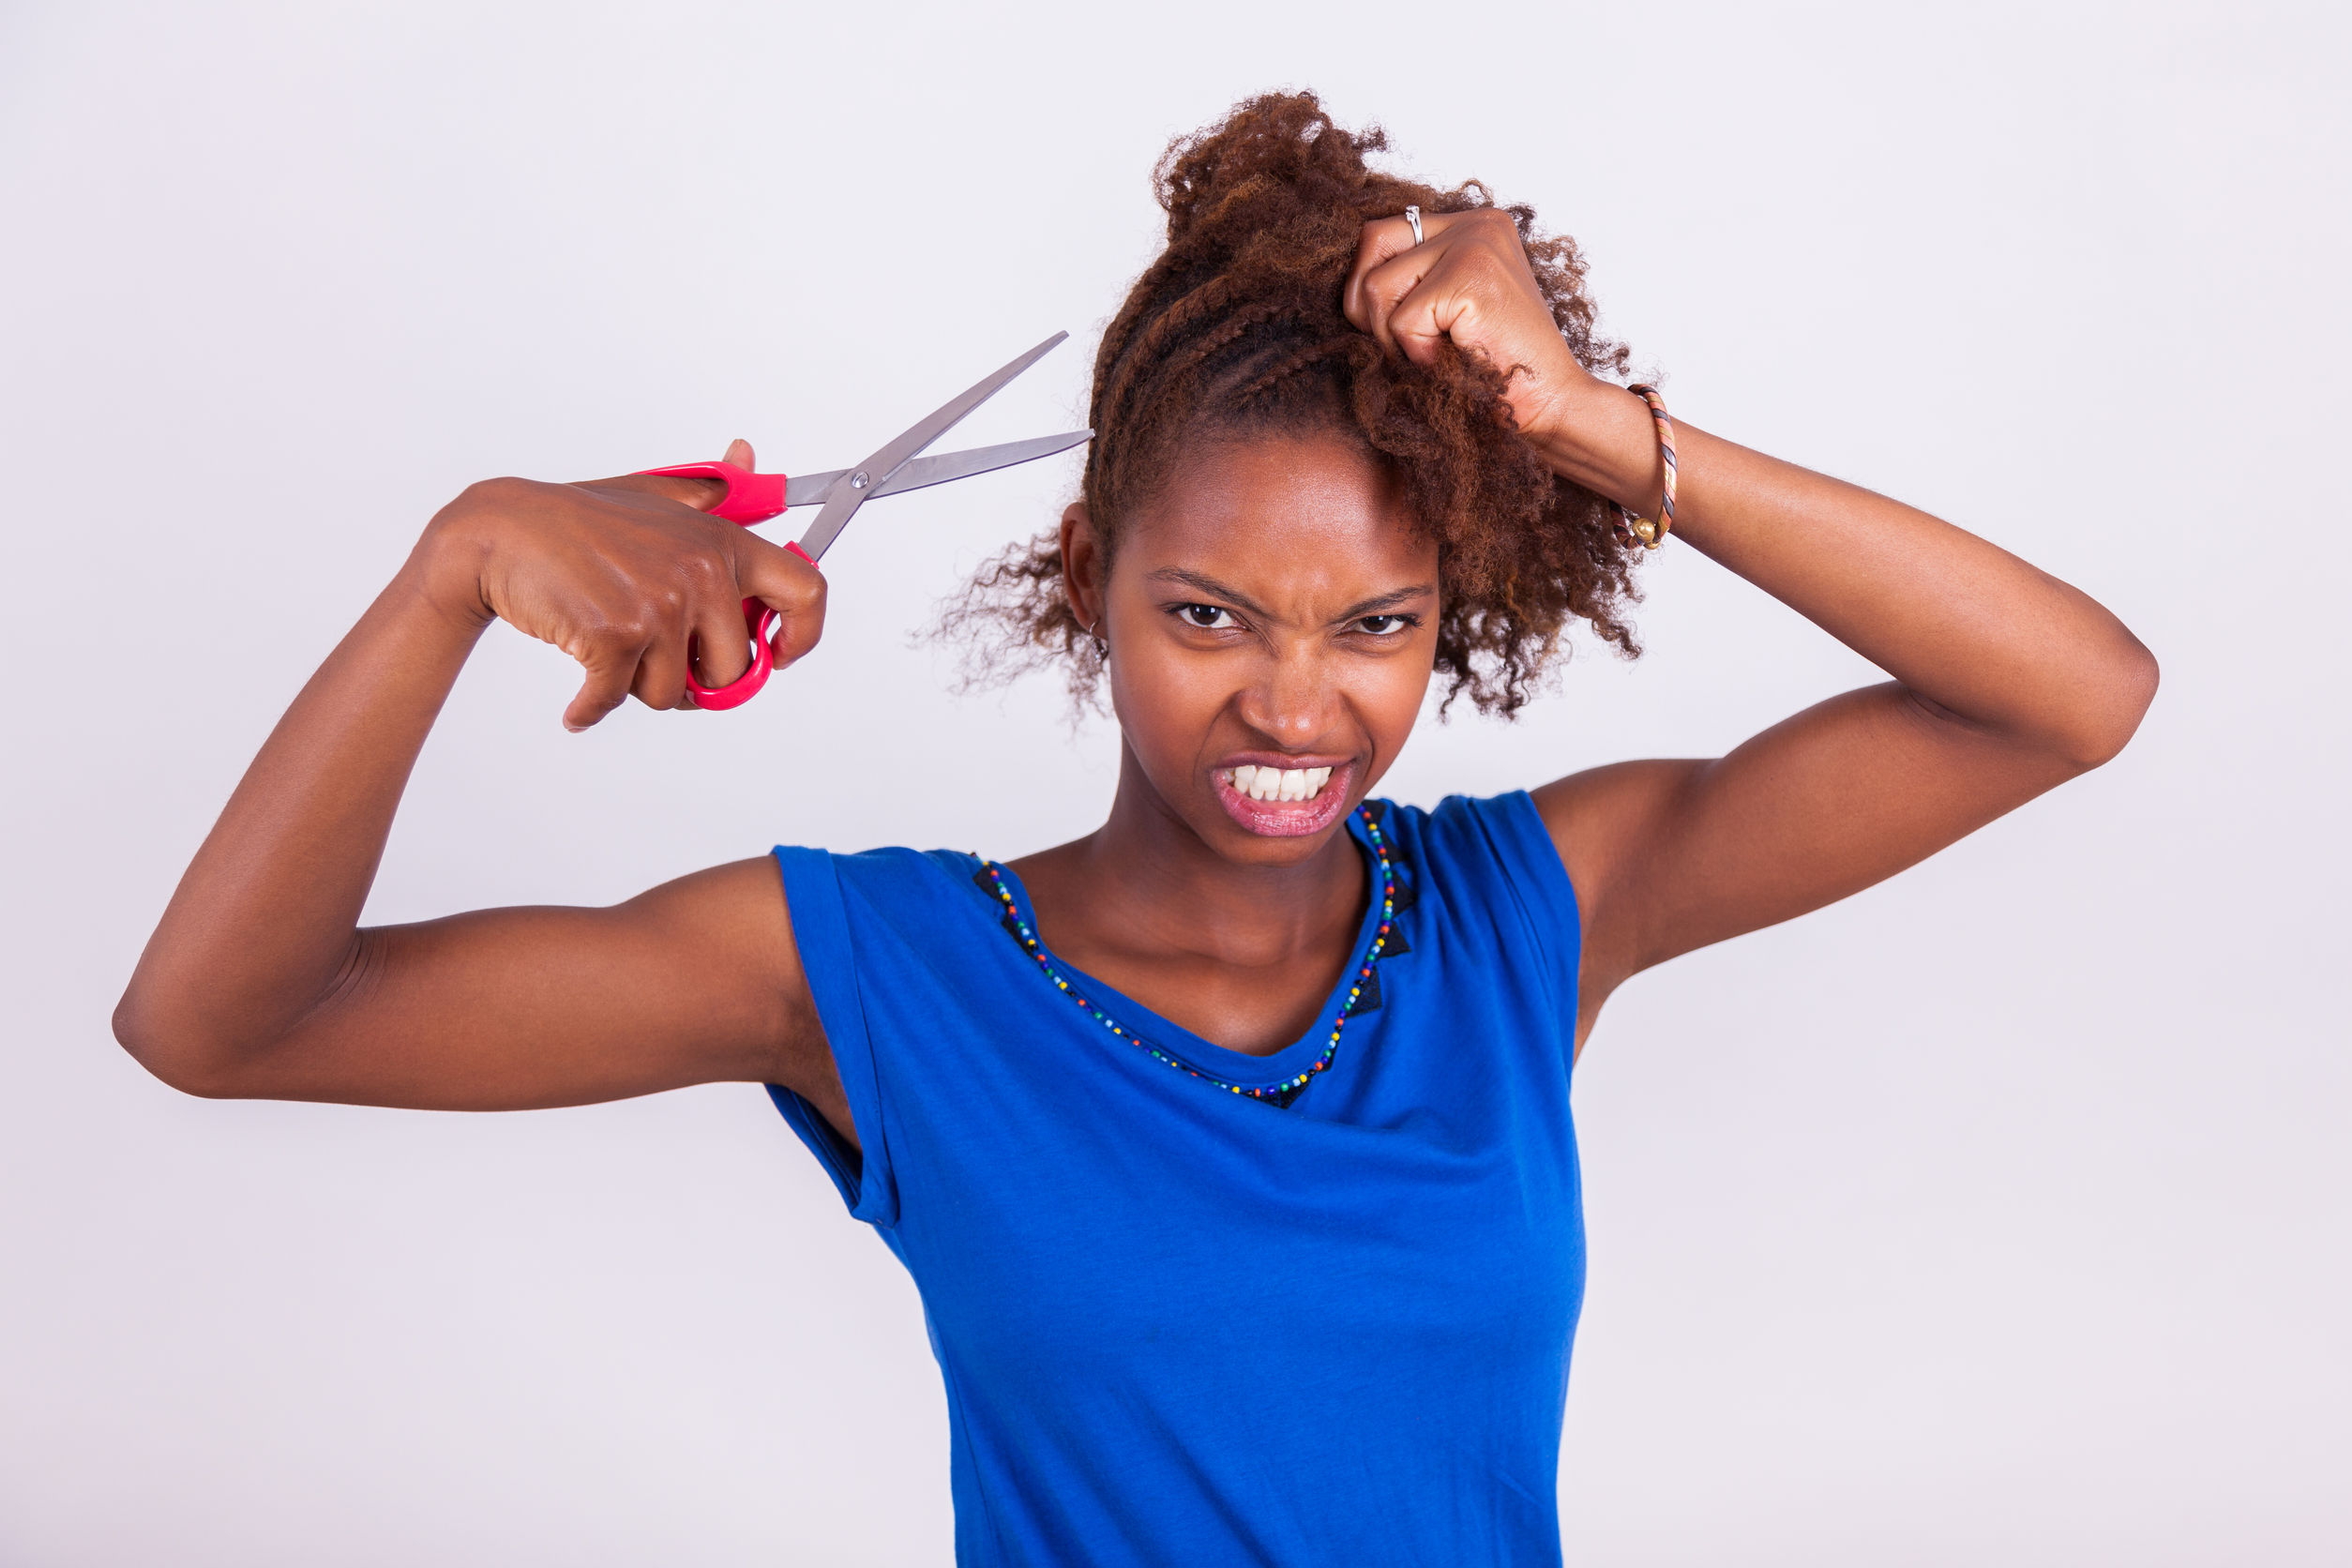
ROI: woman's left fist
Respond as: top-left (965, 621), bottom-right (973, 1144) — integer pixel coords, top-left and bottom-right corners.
top-left (1341, 207), bottom-right (1597, 445)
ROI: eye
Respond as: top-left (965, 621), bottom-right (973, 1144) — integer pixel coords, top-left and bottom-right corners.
top-left (1353, 613), bottom-right (1417, 636)
top-left (1175, 603), bottom-right (1238, 630)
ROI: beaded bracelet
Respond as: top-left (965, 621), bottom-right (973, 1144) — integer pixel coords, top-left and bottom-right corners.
top-left (1614, 383), bottom-right (1678, 550)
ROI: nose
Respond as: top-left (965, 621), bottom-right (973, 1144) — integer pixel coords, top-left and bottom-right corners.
top-left (1234, 639), bottom-right (1334, 748)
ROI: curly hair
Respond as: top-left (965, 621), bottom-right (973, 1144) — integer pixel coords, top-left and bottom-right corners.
top-left (941, 90), bottom-right (1642, 716)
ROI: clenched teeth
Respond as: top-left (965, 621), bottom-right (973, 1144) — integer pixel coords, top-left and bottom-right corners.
top-left (1225, 764), bottom-right (1334, 803)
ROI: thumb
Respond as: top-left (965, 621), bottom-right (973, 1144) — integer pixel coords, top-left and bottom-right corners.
top-left (588, 439), bottom-right (761, 510)
top-left (670, 437), bottom-right (762, 513)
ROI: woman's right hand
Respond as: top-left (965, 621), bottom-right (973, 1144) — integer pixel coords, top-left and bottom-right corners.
top-left (415, 438), bottom-right (827, 730)
top-left (117, 431), bottom-right (851, 1122)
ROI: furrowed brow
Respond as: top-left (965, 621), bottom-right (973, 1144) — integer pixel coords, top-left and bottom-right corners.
top-left (1145, 568), bottom-right (1436, 625)
top-left (1145, 568), bottom-right (1273, 619)
top-left (1333, 584), bottom-right (1438, 623)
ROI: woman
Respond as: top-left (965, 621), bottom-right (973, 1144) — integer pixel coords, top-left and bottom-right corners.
top-left (115, 94), bottom-right (2156, 1564)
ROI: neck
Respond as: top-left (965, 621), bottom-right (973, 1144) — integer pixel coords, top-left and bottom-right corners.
top-left (1059, 742), bottom-right (1367, 970)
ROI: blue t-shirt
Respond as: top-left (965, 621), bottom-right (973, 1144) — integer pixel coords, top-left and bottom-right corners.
top-left (769, 793), bottom-right (1586, 1567)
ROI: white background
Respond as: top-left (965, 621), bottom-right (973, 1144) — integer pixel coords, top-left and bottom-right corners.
top-left (3, 2), bottom-right (2345, 1562)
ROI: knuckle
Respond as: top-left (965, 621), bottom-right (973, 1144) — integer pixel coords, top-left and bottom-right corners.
top-left (630, 671), bottom-right (681, 710)
top-left (460, 475), bottom-right (535, 508)
top-left (594, 614), bottom-right (650, 650)
top-left (780, 580), bottom-right (828, 626)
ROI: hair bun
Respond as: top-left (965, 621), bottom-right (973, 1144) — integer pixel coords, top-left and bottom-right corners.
top-left (940, 89), bottom-right (1643, 721)
top-left (1155, 91), bottom-right (1393, 253)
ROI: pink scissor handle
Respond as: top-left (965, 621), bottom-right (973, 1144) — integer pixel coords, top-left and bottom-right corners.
top-left (635, 460), bottom-right (820, 710)
top-left (640, 460), bottom-right (789, 523)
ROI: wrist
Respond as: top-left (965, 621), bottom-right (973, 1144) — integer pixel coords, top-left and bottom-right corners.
top-left (405, 501), bottom-right (502, 637)
top-left (1519, 379), bottom-right (1665, 516)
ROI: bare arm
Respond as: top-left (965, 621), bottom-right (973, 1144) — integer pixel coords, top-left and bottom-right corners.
top-left (1346, 212), bottom-right (2158, 1046)
top-left (113, 445), bottom-right (856, 1141)
top-left (1530, 410), bottom-right (2153, 1039)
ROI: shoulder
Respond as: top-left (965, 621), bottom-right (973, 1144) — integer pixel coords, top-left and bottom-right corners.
top-left (1373, 792), bottom-right (1578, 941)
top-left (772, 841), bottom-right (977, 890)
top-left (1371, 792), bottom-right (1583, 1017)
top-left (1377, 792), bottom-right (1564, 890)
top-left (767, 847), bottom-right (997, 999)
top-left (770, 843), bottom-right (989, 936)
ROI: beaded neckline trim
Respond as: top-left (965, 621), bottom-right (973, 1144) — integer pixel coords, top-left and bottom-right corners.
top-left (975, 806), bottom-right (1399, 1105)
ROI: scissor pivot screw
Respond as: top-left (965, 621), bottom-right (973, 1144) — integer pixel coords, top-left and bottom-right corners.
top-left (850, 470), bottom-right (870, 490)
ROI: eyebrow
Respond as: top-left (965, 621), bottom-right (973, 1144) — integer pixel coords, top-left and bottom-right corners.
top-left (1334, 584), bottom-right (1440, 620)
top-left (1144, 567), bottom-right (1437, 625)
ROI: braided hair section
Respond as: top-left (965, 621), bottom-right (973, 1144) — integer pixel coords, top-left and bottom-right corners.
top-left (941, 90), bottom-right (1642, 717)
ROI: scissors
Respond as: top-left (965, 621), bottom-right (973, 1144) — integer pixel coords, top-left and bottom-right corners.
top-left (639, 331), bottom-right (1088, 710)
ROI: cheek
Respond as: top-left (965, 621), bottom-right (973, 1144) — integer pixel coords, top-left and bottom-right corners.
top-left (1109, 628), bottom-right (1435, 773)
top-left (1104, 620), bottom-right (1227, 750)
top-left (1350, 646), bottom-right (1437, 759)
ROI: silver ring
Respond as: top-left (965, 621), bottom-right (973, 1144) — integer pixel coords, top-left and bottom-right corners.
top-left (1404, 204), bottom-right (1423, 245)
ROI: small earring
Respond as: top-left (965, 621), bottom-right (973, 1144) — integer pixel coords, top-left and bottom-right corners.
top-left (1086, 618), bottom-right (1108, 660)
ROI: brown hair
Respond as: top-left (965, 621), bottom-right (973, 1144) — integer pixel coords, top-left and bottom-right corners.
top-left (942, 90), bottom-right (1642, 716)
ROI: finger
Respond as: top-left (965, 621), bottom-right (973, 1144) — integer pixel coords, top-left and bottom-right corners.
top-left (585, 440), bottom-right (759, 512)
top-left (687, 596), bottom-right (758, 694)
top-left (1351, 244), bottom-right (1449, 362)
top-left (1384, 268), bottom-right (1480, 368)
top-left (1344, 209), bottom-right (1472, 339)
top-left (656, 540), bottom-right (761, 702)
top-left (564, 637), bottom-right (648, 732)
top-left (665, 440), bottom-right (761, 517)
top-left (579, 472), bottom-right (727, 513)
top-left (630, 613), bottom-right (698, 712)
top-left (1343, 214), bottom-right (1426, 339)
top-left (730, 528), bottom-right (828, 668)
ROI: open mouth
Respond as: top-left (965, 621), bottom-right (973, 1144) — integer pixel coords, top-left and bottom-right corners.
top-left (1212, 759), bottom-right (1354, 837)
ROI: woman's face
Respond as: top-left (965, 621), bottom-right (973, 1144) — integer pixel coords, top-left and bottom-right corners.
top-left (1069, 431), bottom-right (1441, 867)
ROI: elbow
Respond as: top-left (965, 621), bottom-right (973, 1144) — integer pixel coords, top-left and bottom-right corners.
top-left (2054, 633), bottom-right (2161, 771)
top-left (111, 988), bottom-right (248, 1099)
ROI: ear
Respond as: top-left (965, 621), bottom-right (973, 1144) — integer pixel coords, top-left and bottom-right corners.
top-left (1060, 502), bottom-right (1106, 635)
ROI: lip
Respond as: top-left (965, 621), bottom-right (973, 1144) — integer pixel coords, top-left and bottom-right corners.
top-left (1210, 755), bottom-right (1356, 838)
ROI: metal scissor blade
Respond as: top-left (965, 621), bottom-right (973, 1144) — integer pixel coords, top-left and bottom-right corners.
top-left (795, 331), bottom-right (1069, 562)
top-left (783, 430), bottom-right (1092, 509)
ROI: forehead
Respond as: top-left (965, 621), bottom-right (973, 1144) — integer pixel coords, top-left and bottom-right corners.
top-left (1119, 433), bottom-right (1435, 593)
